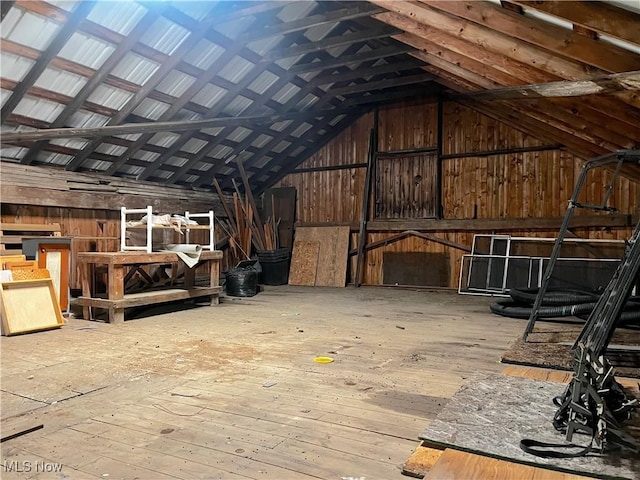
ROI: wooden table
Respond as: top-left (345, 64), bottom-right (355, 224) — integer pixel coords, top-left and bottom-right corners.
top-left (76, 250), bottom-right (222, 323)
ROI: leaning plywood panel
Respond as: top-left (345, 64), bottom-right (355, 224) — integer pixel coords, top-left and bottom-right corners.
top-left (295, 227), bottom-right (350, 287)
top-left (289, 241), bottom-right (320, 286)
top-left (0, 279), bottom-right (64, 336)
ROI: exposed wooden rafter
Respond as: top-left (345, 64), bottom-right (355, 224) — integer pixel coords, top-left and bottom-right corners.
top-left (512, 0), bottom-right (640, 45)
top-left (419, 0), bottom-right (639, 73)
top-left (329, 73), bottom-right (435, 96)
top-left (452, 70), bottom-right (640, 100)
top-left (267, 26), bottom-right (402, 61)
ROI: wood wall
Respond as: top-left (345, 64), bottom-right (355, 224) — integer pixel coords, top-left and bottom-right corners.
top-left (0, 164), bottom-right (227, 289)
top-left (276, 98), bottom-right (639, 287)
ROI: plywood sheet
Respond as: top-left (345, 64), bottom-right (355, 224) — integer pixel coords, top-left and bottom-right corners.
top-left (419, 374), bottom-right (640, 479)
top-left (425, 448), bottom-right (593, 480)
top-left (0, 279), bottom-right (64, 336)
top-left (295, 226), bottom-right (350, 287)
top-left (289, 241), bottom-right (319, 286)
top-left (402, 443), bottom-right (443, 478)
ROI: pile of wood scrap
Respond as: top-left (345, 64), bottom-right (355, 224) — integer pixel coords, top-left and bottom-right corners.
top-left (212, 159), bottom-right (280, 265)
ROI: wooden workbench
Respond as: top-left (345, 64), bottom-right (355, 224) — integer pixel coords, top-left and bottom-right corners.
top-left (76, 250), bottom-right (223, 323)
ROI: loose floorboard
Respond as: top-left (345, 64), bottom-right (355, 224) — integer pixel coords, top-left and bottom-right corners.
top-left (0, 287), bottom-right (550, 479)
top-left (424, 448), bottom-right (594, 480)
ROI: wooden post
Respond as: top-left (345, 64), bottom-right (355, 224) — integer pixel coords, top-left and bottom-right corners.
top-left (436, 94), bottom-right (444, 220)
top-left (354, 114), bottom-right (377, 287)
top-left (107, 264), bottom-right (125, 324)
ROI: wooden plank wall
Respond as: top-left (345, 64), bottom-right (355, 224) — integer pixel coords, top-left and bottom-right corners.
top-left (276, 98), bottom-right (639, 287)
top-left (0, 165), bottom-right (231, 289)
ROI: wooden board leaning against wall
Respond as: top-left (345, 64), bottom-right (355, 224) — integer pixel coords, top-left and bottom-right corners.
top-left (275, 99), bottom-right (639, 288)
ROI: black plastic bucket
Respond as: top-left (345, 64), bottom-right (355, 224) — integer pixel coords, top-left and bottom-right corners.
top-left (256, 248), bottom-right (290, 285)
top-left (225, 267), bottom-right (258, 297)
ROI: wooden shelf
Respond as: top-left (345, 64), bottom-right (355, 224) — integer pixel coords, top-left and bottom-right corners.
top-left (76, 286), bottom-right (222, 309)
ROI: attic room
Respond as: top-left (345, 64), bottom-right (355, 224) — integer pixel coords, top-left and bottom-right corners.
top-left (1, 0), bottom-right (639, 478)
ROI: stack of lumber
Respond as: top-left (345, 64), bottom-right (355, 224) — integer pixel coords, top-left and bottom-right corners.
top-left (2, 163), bottom-right (225, 213)
top-left (212, 163), bottom-right (280, 266)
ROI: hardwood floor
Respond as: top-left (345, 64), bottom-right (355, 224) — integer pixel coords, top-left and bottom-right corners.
top-left (1, 287), bottom-right (525, 479)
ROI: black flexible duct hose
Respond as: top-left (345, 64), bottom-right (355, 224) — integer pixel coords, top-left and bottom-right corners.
top-left (491, 299), bottom-right (640, 327)
top-left (490, 299), bottom-right (596, 319)
top-left (509, 288), bottom-right (599, 306)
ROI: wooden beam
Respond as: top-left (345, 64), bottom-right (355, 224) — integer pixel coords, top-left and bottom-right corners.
top-left (288, 45), bottom-right (413, 74)
top-left (378, 14), bottom-right (554, 84)
top-left (371, 2), bottom-right (596, 80)
top-left (239, 3), bottom-right (385, 42)
top-left (451, 71), bottom-right (640, 100)
top-left (441, 143), bottom-right (564, 160)
top-left (329, 73), bottom-right (435, 96)
top-left (355, 127), bottom-right (377, 287)
top-left (421, 0), bottom-right (640, 73)
top-left (513, 0), bottom-right (640, 45)
top-left (291, 163), bottom-right (367, 174)
top-left (295, 214), bottom-right (636, 232)
top-left (342, 84), bottom-right (441, 107)
top-left (0, 1), bottom-right (96, 124)
top-left (348, 230), bottom-right (472, 255)
top-left (412, 52), bottom-right (498, 90)
top-left (368, 214), bottom-right (636, 232)
top-left (0, 108), bottom-right (362, 143)
top-left (267, 27), bottom-right (402, 60)
top-left (311, 60), bottom-right (423, 85)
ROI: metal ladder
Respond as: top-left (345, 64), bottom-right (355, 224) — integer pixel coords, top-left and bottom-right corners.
top-left (522, 150), bottom-right (640, 341)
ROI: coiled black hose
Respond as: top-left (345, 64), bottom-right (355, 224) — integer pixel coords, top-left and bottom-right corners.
top-left (509, 288), bottom-right (598, 306)
top-left (490, 299), bottom-right (596, 319)
top-left (490, 298), bottom-right (640, 326)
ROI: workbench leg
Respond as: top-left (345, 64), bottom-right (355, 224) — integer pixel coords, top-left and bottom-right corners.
top-left (108, 308), bottom-right (125, 324)
top-left (108, 264), bottom-right (125, 324)
top-left (80, 263), bottom-right (92, 320)
top-left (184, 266), bottom-right (195, 289)
top-left (210, 259), bottom-right (220, 305)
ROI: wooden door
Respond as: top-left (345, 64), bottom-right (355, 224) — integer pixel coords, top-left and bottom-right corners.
top-left (37, 243), bottom-right (70, 311)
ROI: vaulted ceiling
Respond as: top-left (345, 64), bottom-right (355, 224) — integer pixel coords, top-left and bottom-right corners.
top-left (1, 1), bottom-right (639, 192)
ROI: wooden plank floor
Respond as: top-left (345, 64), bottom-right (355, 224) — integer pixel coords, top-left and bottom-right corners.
top-left (1, 287), bottom-right (526, 479)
